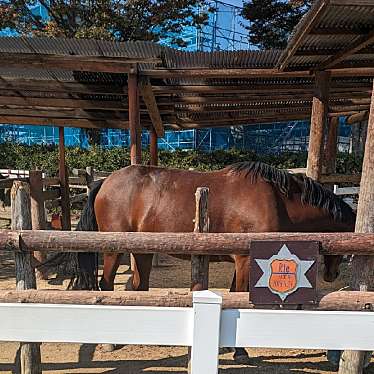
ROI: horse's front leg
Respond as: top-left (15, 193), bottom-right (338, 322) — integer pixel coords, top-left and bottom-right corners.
top-left (231, 255), bottom-right (251, 363)
top-left (99, 253), bottom-right (123, 291)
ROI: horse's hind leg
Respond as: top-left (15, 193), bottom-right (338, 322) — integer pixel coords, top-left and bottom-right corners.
top-left (131, 254), bottom-right (154, 291)
top-left (99, 253), bottom-right (123, 291)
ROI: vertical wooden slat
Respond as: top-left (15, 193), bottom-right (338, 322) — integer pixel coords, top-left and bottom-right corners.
top-left (11, 181), bottom-right (42, 374)
top-left (59, 127), bottom-right (71, 230)
top-left (191, 187), bottom-right (210, 291)
top-left (338, 81), bottom-right (374, 374)
top-left (29, 170), bottom-right (47, 280)
top-left (306, 71), bottom-right (330, 180)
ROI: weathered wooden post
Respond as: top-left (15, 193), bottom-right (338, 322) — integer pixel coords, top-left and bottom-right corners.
top-left (128, 67), bottom-right (142, 277)
top-left (85, 166), bottom-right (95, 195)
top-left (11, 181), bottom-right (42, 374)
top-left (324, 116), bottom-right (339, 175)
top-left (29, 170), bottom-right (47, 280)
top-left (306, 71), bottom-right (330, 180)
top-left (150, 128), bottom-right (160, 267)
top-left (191, 187), bottom-right (210, 291)
top-left (128, 66), bottom-right (142, 165)
top-left (59, 127), bottom-right (71, 230)
top-left (150, 128), bottom-right (158, 166)
top-left (338, 81), bottom-right (374, 374)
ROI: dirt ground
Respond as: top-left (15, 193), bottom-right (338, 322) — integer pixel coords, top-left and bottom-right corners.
top-left (0, 210), bottom-right (373, 374)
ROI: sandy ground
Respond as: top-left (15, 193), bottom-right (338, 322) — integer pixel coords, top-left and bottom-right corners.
top-left (0, 210), bottom-right (373, 374)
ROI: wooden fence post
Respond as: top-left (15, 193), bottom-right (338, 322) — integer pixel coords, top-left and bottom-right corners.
top-left (11, 181), bottom-right (42, 374)
top-left (85, 166), bottom-right (94, 195)
top-left (29, 171), bottom-right (47, 280)
top-left (338, 81), bottom-right (374, 374)
top-left (59, 128), bottom-right (71, 231)
top-left (191, 187), bottom-right (210, 291)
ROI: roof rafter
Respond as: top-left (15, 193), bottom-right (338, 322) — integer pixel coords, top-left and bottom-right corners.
top-left (276, 0), bottom-right (329, 71)
top-left (139, 78), bottom-right (165, 137)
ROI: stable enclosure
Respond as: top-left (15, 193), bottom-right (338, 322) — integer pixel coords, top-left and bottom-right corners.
top-left (0, 0), bottom-right (374, 373)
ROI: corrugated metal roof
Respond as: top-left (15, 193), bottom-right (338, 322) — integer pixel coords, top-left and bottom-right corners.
top-left (0, 3), bottom-right (373, 133)
top-left (277, 0), bottom-right (374, 70)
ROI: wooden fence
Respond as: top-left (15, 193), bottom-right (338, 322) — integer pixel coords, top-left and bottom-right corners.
top-left (1, 179), bottom-right (373, 374)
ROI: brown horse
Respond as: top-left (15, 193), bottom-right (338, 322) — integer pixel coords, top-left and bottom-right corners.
top-left (68, 161), bottom-right (356, 360)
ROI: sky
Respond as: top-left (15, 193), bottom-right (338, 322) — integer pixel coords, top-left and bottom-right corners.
top-left (222, 0), bottom-right (244, 7)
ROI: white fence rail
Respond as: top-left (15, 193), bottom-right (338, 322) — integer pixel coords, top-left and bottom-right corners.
top-left (1, 290), bottom-right (374, 373)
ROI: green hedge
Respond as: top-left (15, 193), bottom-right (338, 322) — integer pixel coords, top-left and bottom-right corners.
top-left (0, 143), bottom-right (363, 175)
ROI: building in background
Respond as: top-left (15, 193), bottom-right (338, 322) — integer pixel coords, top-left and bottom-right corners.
top-left (0, 1), bottom-right (352, 153)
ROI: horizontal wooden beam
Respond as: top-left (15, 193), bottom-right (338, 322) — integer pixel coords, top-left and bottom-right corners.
top-left (144, 67), bottom-right (374, 79)
top-left (0, 116), bottom-right (128, 129)
top-left (0, 78), bottom-right (126, 95)
top-left (320, 174), bottom-right (361, 184)
top-left (0, 53), bottom-right (160, 74)
top-left (0, 290), bottom-right (373, 312)
top-left (153, 85), bottom-right (372, 96)
top-left (139, 79), bottom-right (164, 137)
top-left (0, 108), bottom-right (130, 121)
top-left (2, 230), bottom-right (374, 255)
top-left (144, 68), bottom-right (314, 79)
top-left (347, 111), bottom-right (369, 124)
top-left (319, 29), bottom-right (374, 70)
top-left (0, 96), bottom-right (125, 110)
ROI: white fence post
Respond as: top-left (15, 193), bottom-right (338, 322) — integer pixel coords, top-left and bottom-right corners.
top-left (190, 290), bottom-right (222, 374)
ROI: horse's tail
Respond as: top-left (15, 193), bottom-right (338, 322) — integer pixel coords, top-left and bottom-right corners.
top-left (39, 179), bottom-right (104, 290)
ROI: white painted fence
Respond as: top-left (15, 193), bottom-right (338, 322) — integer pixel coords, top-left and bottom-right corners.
top-left (1, 290), bottom-right (374, 373)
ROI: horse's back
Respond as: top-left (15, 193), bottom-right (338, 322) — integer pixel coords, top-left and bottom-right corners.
top-left (94, 165), bottom-right (283, 233)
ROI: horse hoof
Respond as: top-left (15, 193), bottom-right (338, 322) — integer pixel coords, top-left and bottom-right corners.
top-left (219, 347), bottom-right (234, 354)
top-left (100, 344), bottom-right (124, 352)
top-left (36, 270), bottom-right (48, 281)
top-left (233, 348), bottom-right (250, 364)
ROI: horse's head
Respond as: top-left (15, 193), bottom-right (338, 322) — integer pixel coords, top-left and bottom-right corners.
top-left (323, 255), bottom-right (343, 282)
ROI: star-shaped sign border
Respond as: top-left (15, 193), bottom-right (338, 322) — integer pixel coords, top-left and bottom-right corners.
top-left (255, 244), bottom-right (315, 301)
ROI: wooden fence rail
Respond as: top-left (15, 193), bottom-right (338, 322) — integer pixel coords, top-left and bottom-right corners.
top-left (0, 290), bottom-right (373, 312)
top-left (1, 230), bottom-right (374, 255)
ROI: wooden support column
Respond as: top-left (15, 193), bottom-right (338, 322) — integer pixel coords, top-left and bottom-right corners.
top-left (150, 128), bottom-right (160, 267)
top-left (150, 128), bottom-right (158, 166)
top-left (29, 170), bottom-right (48, 280)
top-left (306, 71), bottom-right (330, 180)
top-left (323, 116), bottom-right (339, 181)
top-left (339, 81), bottom-right (374, 374)
top-left (11, 181), bottom-right (42, 374)
top-left (191, 188), bottom-right (210, 291)
top-left (128, 70), bottom-right (141, 165)
top-left (59, 127), bottom-right (71, 230)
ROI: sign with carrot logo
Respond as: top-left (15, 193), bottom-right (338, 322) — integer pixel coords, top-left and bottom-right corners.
top-left (250, 242), bottom-right (318, 304)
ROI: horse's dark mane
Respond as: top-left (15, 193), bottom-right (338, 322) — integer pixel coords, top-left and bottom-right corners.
top-left (227, 161), bottom-right (355, 223)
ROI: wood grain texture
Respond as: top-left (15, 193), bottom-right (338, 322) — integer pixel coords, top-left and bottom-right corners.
top-left (11, 181), bottom-right (41, 374)
top-left (2, 230), bottom-right (374, 255)
top-left (191, 188), bottom-right (210, 291)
